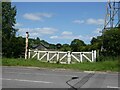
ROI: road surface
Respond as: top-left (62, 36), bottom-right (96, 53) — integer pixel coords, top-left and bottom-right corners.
top-left (2, 66), bottom-right (119, 88)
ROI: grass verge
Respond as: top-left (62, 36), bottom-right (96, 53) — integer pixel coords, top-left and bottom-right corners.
top-left (2, 58), bottom-right (119, 72)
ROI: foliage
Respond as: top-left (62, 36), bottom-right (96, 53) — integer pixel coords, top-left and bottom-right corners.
top-left (102, 28), bottom-right (120, 56)
top-left (0, 2), bottom-right (1, 56)
top-left (70, 39), bottom-right (86, 52)
top-left (2, 2), bottom-right (17, 39)
top-left (56, 43), bottom-right (62, 50)
top-left (0, 2), bottom-right (1, 29)
top-left (49, 44), bottom-right (56, 50)
top-left (90, 36), bottom-right (102, 50)
top-left (12, 37), bottom-right (25, 58)
top-left (60, 44), bottom-right (71, 51)
top-left (2, 2), bottom-right (18, 58)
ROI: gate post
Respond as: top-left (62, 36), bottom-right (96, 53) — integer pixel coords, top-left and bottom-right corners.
top-left (92, 50), bottom-right (94, 62)
top-left (56, 52), bottom-right (59, 63)
top-left (28, 49), bottom-right (31, 59)
top-left (80, 53), bottom-right (83, 62)
top-left (37, 51), bottom-right (40, 60)
top-left (94, 50), bottom-right (96, 62)
top-left (92, 50), bottom-right (97, 62)
top-left (47, 52), bottom-right (49, 62)
top-left (67, 51), bottom-right (71, 64)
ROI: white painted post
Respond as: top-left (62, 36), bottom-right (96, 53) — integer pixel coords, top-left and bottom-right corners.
top-left (92, 50), bottom-right (94, 62)
top-left (67, 51), bottom-right (71, 64)
top-left (57, 52), bottom-right (59, 62)
top-left (47, 52), bottom-right (49, 62)
top-left (28, 49), bottom-right (31, 59)
top-left (25, 32), bottom-right (29, 59)
top-left (80, 53), bottom-right (83, 62)
top-left (94, 50), bottom-right (96, 62)
top-left (37, 51), bottom-right (40, 60)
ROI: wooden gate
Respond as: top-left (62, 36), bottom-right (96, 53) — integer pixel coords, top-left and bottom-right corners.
top-left (28, 49), bottom-right (96, 64)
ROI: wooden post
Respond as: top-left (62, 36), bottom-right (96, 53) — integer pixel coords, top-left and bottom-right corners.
top-left (80, 53), bottom-right (83, 62)
top-left (37, 51), bottom-right (40, 60)
top-left (47, 52), bottom-right (49, 62)
top-left (94, 50), bottom-right (97, 62)
top-left (67, 51), bottom-right (71, 64)
top-left (92, 50), bottom-right (94, 62)
top-left (57, 52), bottom-right (59, 63)
top-left (28, 49), bottom-right (31, 59)
top-left (25, 32), bottom-right (29, 59)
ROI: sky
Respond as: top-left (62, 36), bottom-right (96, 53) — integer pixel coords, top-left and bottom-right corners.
top-left (12, 2), bottom-right (107, 44)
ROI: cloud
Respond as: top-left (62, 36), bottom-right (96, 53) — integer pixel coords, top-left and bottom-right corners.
top-left (50, 36), bottom-right (58, 39)
top-left (50, 31), bottom-right (74, 39)
top-left (73, 18), bottom-right (104, 25)
top-left (61, 35), bottom-right (82, 40)
top-left (18, 27), bottom-right (57, 38)
top-left (86, 18), bottom-right (104, 25)
top-left (23, 13), bottom-right (53, 21)
top-left (50, 35), bottom-right (77, 40)
top-left (50, 31), bottom-right (91, 41)
top-left (61, 31), bottom-right (73, 35)
top-left (50, 34), bottom-right (92, 42)
top-left (37, 27), bottom-right (57, 34)
top-left (73, 20), bottom-right (85, 24)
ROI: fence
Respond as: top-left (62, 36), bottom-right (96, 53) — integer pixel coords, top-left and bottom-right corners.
top-left (28, 49), bottom-right (97, 64)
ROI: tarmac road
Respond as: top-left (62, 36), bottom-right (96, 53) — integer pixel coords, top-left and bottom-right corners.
top-left (2, 66), bottom-right (119, 89)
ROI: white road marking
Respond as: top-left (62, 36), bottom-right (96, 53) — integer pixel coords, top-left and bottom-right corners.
top-left (107, 86), bottom-right (120, 88)
top-left (0, 78), bottom-right (53, 84)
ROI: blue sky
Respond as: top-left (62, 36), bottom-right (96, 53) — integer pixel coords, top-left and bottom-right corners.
top-left (12, 2), bottom-right (106, 44)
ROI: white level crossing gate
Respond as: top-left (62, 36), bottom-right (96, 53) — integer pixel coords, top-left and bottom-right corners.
top-left (28, 49), bottom-right (97, 64)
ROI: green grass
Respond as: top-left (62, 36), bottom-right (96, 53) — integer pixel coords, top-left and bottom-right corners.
top-left (1, 58), bottom-right (119, 72)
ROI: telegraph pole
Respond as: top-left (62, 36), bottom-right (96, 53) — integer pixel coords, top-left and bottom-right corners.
top-left (25, 32), bottom-right (29, 59)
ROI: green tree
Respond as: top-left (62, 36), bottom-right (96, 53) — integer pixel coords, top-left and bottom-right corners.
top-left (0, 2), bottom-right (1, 57)
top-left (2, 2), bottom-right (17, 57)
top-left (60, 44), bottom-right (71, 51)
top-left (56, 43), bottom-right (62, 50)
top-left (10, 37), bottom-right (25, 58)
top-left (34, 37), bottom-right (40, 44)
top-left (70, 39), bottom-right (86, 52)
top-left (2, 2), bottom-right (17, 39)
top-left (49, 44), bottom-right (56, 50)
top-left (91, 37), bottom-right (97, 45)
top-left (102, 28), bottom-right (120, 56)
top-left (90, 36), bottom-right (102, 50)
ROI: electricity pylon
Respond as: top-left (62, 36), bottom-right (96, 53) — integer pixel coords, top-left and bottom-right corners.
top-left (101, 0), bottom-right (120, 51)
top-left (103, 0), bottom-right (120, 31)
